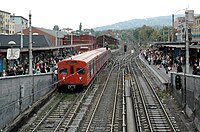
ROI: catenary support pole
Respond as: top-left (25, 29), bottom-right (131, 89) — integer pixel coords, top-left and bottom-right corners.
top-left (29, 10), bottom-right (33, 74)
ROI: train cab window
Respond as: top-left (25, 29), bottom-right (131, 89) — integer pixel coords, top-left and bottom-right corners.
top-left (70, 66), bottom-right (74, 74)
top-left (77, 68), bottom-right (85, 74)
top-left (59, 68), bottom-right (68, 74)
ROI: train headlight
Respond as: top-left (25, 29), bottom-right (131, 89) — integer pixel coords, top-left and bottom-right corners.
top-left (79, 77), bottom-right (82, 82)
top-left (62, 77), bottom-right (65, 80)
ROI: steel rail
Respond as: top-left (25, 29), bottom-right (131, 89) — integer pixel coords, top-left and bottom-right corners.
top-left (136, 57), bottom-right (177, 132)
top-left (31, 93), bottom-right (66, 132)
top-left (85, 62), bottom-right (116, 132)
top-left (110, 61), bottom-right (121, 132)
top-left (131, 57), bottom-right (154, 132)
top-left (55, 75), bottom-right (97, 131)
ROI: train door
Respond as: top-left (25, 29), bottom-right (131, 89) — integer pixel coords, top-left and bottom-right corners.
top-left (68, 65), bottom-right (76, 83)
top-left (89, 63), bottom-right (91, 78)
top-left (96, 57), bottom-right (98, 71)
top-left (70, 66), bottom-right (74, 74)
top-left (94, 59), bottom-right (96, 74)
top-left (91, 61), bottom-right (94, 76)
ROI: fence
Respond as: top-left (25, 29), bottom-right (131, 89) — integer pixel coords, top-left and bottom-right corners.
top-left (0, 73), bottom-right (55, 130)
top-left (170, 72), bottom-right (200, 131)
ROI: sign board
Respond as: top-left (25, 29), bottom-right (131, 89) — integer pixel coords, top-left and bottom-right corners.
top-left (131, 50), bottom-right (134, 53)
top-left (187, 10), bottom-right (194, 24)
top-left (7, 48), bottom-right (20, 59)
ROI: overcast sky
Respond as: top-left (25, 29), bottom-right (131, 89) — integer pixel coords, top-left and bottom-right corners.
top-left (1, 0), bottom-right (200, 30)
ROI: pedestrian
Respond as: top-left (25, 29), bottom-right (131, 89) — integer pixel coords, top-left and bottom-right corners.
top-left (177, 64), bottom-right (183, 73)
top-left (40, 65), bottom-right (46, 73)
top-left (36, 67), bottom-right (41, 74)
top-left (196, 66), bottom-right (200, 75)
top-left (2, 69), bottom-right (6, 77)
top-left (164, 61), bottom-right (168, 74)
top-left (193, 63), bottom-right (197, 75)
top-left (148, 56), bottom-right (151, 65)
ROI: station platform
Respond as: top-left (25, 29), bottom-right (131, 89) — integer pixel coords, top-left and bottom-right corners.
top-left (139, 54), bottom-right (171, 85)
top-left (139, 54), bottom-right (194, 86)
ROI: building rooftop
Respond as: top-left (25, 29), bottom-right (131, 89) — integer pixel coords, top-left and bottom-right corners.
top-left (0, 35), bottom-right (53, 48)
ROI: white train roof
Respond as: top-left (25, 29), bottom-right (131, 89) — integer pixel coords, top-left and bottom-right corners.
top-left (65, 48), bottom-right (108, 63)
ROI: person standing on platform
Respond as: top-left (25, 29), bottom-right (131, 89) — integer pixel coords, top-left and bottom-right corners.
top-left (177, 63), bottom-right (183, 73)
top-left (193, 63), bottom-right (198, 75)
top-left (148, 56), bottom-right (151, 65)
top-left (164, 61), bottom-right (168, 74)
top-left (196, 66), bottom-right (200, 75)
top-left (2, 69), bottom-right (6, 77)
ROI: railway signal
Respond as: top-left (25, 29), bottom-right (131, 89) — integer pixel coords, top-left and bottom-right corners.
top-left (175, 75), bottom-right (181, 90)
top-left (124, 45), bottom-right (127, 52)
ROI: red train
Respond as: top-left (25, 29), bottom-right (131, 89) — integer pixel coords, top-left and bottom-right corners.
top-left (57, 48), bottom-right (111, 90)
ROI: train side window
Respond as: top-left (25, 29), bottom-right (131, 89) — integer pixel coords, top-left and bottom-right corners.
top-left (77, 68), bottom-right (85, 74)
top-left (92, 61), bottom-right (94, 75)
top-left (89, 63), bottom-right (91, 77)
top-left (70, 66), bottom-right (74, 74)
top-left (59, 68), bottom-right (68, 74)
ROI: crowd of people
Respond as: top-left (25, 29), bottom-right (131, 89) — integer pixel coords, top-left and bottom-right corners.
top-left (142, 49), bottom-right (200, 75)
top-left (1, 48), bottom-right (200, 77)
top-left (0, 52), bottom-right (69, 77)
top-left (1, 58), bottom-right (57, 77)
top-left (142, 49), bottom-right (184, 74)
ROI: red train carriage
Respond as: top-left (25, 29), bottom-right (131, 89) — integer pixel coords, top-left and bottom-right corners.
top-left (57, 48), bottom-right (111, 90)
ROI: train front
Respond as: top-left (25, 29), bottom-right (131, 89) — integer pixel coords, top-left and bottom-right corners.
top-left (57, 60), bottom-right (87, 90)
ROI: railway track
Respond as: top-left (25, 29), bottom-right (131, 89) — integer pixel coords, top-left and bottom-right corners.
top-left (79, 61), bottom-right (121, 131)
top-left (129, 56), bottom-right (180, 132)
top-left (18, 78), bottom-right (99, 132)
top-left (16, 44), bottom-right (187, 132)
top-left (18, 52), bottom-right (123, 132)
top-left (19, 93), bottom-right (81, 132)
top-left (72, 49), bottom-right (132, 132)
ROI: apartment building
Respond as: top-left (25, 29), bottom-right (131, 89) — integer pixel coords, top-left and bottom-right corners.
top-left (174, 10), bottom-right (194, 42)
top-left (174, 17), bottom-right (185, 42)
top-left (173, 10), bottom-right (200, 43)
top-left (192, 15), bottom-right (200, 42)
top-left (10, 15), bottom-right (28, 33)
top-left (0, 10), bottom-right (28, 35)
top-left (0, 10), bottom-right (15, 34)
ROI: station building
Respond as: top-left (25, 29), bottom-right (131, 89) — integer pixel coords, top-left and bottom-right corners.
top-left (0, 27), bottom-right (97, 76)
top-left (96, 35), bottom-right (119, 49)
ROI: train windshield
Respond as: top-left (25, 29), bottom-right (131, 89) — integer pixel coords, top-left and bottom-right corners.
top-left (59, 68), bottom-right (68, 74)
top-left (77, 68), bottom-right (85, 74)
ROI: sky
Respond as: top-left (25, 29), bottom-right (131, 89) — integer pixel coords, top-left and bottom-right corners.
top-left (1, 0), bottom-right (200, 30)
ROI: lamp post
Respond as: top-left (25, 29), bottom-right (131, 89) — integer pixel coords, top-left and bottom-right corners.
top-left (21, 20), bottom-right (23, 49)
top-left (29, 11), bottom-right (33, 74)
top-left (172, 14), bottom-right (174, 42)
top-left (185, 10), bottom-right (190, 74)
top-left (183, 10), bottom-right (190, 111)
top-left (103, 35), bottom-right (105, 47)
top-left (70, 33), bottom-right (74, 54)
top-left (71, 33), bottom-right (73, 46)
top-left (172, 9), bottom-right (190, 73)
top-left (173, 9), bottom-right (190, 111)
